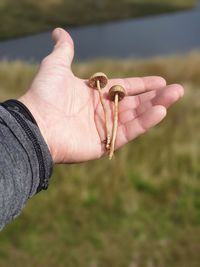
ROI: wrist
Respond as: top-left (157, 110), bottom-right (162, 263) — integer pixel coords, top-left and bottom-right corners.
top-left (17, 95), bottom-right (54, 161)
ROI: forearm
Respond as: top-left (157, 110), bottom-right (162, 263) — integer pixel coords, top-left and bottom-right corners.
top-left (0, 100), bottom-right (53, 230)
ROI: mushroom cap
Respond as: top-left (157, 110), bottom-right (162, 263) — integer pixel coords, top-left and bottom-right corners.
top-left (109, 85), bottom-right (126, 101)
top-left (88, 72), bottom-right (108, 89)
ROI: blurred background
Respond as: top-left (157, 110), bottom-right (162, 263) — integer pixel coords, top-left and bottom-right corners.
top-left (0, 0), bottom-right (200, 266)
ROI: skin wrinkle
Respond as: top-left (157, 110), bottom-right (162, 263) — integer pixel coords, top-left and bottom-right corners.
top-left (137, 101), bottom-right (152, 117)
top-left (119, 108), bottom-right (137, 125)
top-left (119, 99), bottom-right (150, 125)
top-left (137, 112), bottom-right (150, 133)
top-left (121, 122), bottom-right (130, 144)
top-left (123, 78), bottom-right (143, 96)
top-left (138, 90), bottom-right (156, 103)
top-left (137, 93), bottom-right (144, 106)
top-left (118, 97), bottom-right (138, 113)
top-left (27, 88), bottom-right (90, 123)
top-left (126, 114), bottom-right (146, 141)
top-left (68, 83), bottom-right (75, 115)
top-left (52, 44), bottom-right (74, 66)
top-left (126, 79), bottom-right (137, 95)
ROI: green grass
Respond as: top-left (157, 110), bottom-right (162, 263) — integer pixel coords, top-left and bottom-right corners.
top-left (0, 0), bottom-right (196, 40)
top-left (0, 52), bottom-right (200, 266)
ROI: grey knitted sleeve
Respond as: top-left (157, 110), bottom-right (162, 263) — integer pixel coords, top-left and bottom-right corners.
top-left (0, 104), bottom-right (53, 230)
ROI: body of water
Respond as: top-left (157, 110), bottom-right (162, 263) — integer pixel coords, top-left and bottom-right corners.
top-left (0, 2), bottom-right (200, 62)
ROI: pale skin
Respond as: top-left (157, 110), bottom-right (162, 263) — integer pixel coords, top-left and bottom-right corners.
top-left (18, 28), bottom-right (184, 164)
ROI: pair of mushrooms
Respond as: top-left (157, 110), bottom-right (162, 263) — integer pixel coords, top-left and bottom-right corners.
top-left (88, 72), bottom-right (126, 160)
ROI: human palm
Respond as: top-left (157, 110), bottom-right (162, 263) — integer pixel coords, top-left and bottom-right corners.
top-left (19, 28), bottom-right (184, 163)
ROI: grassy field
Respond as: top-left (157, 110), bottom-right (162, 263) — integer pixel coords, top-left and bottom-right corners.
top-left (0, 53), bottom-right (200, 266)
top-left (0, 0), bottom-right (196, 40)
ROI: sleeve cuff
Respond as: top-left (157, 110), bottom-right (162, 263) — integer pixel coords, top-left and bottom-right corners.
top-left (0, 101), bottom-right (53, 196)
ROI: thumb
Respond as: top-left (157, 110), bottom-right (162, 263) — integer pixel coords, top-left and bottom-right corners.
top-left (51, 28), bottom-right (74, 67)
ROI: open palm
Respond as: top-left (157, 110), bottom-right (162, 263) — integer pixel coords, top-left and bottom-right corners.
top-left (19, 28), bottom-right (184, 163)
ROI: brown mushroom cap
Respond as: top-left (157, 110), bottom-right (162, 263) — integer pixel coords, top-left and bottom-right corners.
top-left (88, 72), bottom-right (108, 89)
top-left (109, 85), bottom-right (126, 101)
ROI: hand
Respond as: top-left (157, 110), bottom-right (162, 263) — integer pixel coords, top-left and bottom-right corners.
top-left (18, 28), bottom-right (184, 164)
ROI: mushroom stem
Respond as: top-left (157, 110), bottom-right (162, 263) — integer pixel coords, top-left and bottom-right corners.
top-left (97, 80), bottom-right (111, 150)
top-left (109, 93), bottom-right (119, 160)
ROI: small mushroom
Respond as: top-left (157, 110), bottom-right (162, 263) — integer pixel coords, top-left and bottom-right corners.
top-left (108, 85), bottom-right (126, 160)
top-left (88, 72), bottom-right (108, 89)
top-left (88, 72), bottom-right (111, 150)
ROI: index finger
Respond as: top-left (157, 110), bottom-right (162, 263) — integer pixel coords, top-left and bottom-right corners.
top-left (108, 76), bottom-right (166, 96)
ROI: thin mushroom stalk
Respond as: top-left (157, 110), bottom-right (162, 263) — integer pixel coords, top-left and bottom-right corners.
top-left (88, 72), bottom-right (111, 151)
top-left (96, 80), bottom-right (111, 150)
top-left (109, 94), bottom-right (119, 160)
top-left (109, 85), bottom-right (126, 160)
